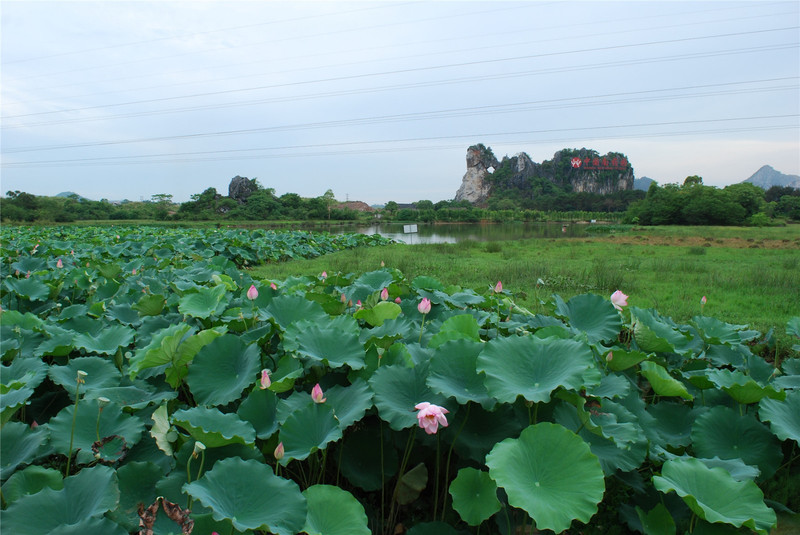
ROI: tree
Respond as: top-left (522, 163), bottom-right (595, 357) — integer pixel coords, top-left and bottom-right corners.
top-left (723, 183), bottom-right (765, 218)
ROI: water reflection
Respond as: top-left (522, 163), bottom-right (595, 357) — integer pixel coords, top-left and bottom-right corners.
top-left (332, 222), bottom-right (590, 244)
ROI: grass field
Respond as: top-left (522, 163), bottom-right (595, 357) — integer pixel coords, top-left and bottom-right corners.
top-left (253, 225), bottom-right (800, 355)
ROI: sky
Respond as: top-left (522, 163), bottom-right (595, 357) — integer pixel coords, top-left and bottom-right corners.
top-left (1, 1), bottom-right (798, 205)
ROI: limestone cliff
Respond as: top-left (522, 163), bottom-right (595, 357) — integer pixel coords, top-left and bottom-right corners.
top-left (453, 145), bottom-right (634, 204)
top-left (454, 144), bottom-right (499, 204)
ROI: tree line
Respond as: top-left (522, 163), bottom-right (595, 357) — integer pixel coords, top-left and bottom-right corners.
top-left (622, 178), bottom-right (800, 226)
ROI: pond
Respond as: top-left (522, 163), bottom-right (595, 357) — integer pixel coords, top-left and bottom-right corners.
top-left (330, 222), bottom-right (593, 244)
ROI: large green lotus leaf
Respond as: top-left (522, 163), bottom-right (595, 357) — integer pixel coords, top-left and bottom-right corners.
top-left (639, 361), bottom-right (693, 400)
top-left (106, 303), bottom-right (140, 326)
top-left (133, 293), bottom-right (166, 316)
top-left (4, 277), bottom-right (50, 301)
top-left (338, 424), bottom-right (399, 492)
top-left (48, 356), bottom-right (122, 400)
top-left (0, 422), bottom-right (49, 480)
top-left (453, 403), bottom-right (525, 462)
top-left (302, 485), bottom-right (370, 535)
top-left (449, 467), bottom-right (501, 526)
top-left (110, 461), bottom-right (163, 531)
top-left (186, 334), bottom-right (260, 406)
top-left (283, 318), bottom-right (366, 370)
top-left (759, 390), bottom-right (800, 443)
top-left (3, 357), bottom-right (48, 390)
top-left (74, 324), bottom-right (135, 355)
top-left (477, 336), bottom-right (594, 404)
top-left (265, 295), bottom-right (327, 330)
top-left (279, 402), bottom-right (342, 463)
top-left (705, 368), bottom-right (785, 404)
top-left (653, 457), bottom-right (776, 535)
top-left (635, 503), bottom-right (676, 535)
top-left (586, 373), bottom-right (631, 399)
top-left (427, 314), bottom-right (481, 349)
top-left (555, 293), bottom-right (622, 344)
top-left (691, 406), bottom-right (782, 480)
top-left (0, 464), bottom-right (120, 535)
top-left (184, 457), bottom-right (306, 535)
top-left (48, 398), bottom-right (144, 464)
top-left (172, 407), bottom-right (256, 448)
top-left (428, 339), bottom-right (495, 409)
top-left (165, 326), bottom-right (228, 387)
top-left (0, 384), bottom-right (35, 423)
top-left (553, 402), bottom-right (646, 474)
top-left (486, 423), bottom-right (605, 533)
top-left (0, 465), bottom-right (63, 505)
top-left (83, 383), bottom-right (178, 410)
top-left (178, 284), bottom-right (228, 319)
top-left (34, 329), bottom-right (75, 357)
top-left (269, 354), bottom-right (304, 393)
top-left (354, 301), bottom-right (402, 327)
top-left (632, 307), bottom-right (692, 355)
top-left (645, 402), bottom-right (694, 448)
top-left (48, 517), bottom-right (128, 535)
top-left (692, 316), bottom-right (750, 345)
top-left (369, 363), bottom-right (446, 431)
top-left (325, 379), bottom-right (373, 431)
top-left (237, 387), bottom-right (279, 439)
top-left (788, 317), bottom-right (800, 338)
top-left (127, 323), bottom-right (194, 379)
top-left (606, 348), bottom-right (649, 371)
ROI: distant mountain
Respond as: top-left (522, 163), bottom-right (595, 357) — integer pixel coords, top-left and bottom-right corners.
top-left (56, 191), bottom-right (86, 199)
top-left (634, 176), bottom-right (656, 191)
top-left (743, 165), bottom-right (800, 190)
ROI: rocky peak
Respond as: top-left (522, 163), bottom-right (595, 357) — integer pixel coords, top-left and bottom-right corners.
top-left (228, 176), bottom-right (258, 204)
top-left (454, 144), bottom-right (500, 204)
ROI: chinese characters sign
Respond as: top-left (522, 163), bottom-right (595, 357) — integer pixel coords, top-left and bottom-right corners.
top-left (570, 156), bottom-right (628, 170)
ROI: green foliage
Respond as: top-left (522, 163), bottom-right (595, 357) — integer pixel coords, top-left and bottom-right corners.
top-left (1, 225), bottom-right (797, 535)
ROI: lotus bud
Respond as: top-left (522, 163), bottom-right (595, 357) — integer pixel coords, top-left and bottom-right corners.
top-left (311, 383), bottom-right (326, 403)
top-left (56, 258), bottom-right (63, 268)
top-left (270, 282), bottom-right (277, 290)
top-left (494, 280), bottom-right (502, 293)
top-left (274, 442), bottom-right (285, 460)
top-left (395, 297), bottom-right (401, 304)
top-left (247, 284), bottom-right (258, 300)
top-left (417, 297), bottom-right (431, 315)
top-left (380, 287), bottom-right (389, 301)
top-left (260, 369), bottom-right (271, 390)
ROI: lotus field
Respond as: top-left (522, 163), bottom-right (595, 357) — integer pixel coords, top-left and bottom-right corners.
top-left (1, 225), bottom-right (799, 535)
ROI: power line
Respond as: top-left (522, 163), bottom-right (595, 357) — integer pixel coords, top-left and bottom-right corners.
top-left (2, 41), bottom-right (795, 131)
top-left (3, 114), bottom-right (796, 168)
top-left (3, 25), bottom-right (796, 121)
top-left (4, 78), bottom-right (796, 153)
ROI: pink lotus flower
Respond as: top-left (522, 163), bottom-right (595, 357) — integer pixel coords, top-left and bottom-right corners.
top-left (56, 258), bottom-right (63, 268)
top-left (606, 351), bottom-right (613, 362)
top-left (270, 282), bottom-right (277, 290)
top-left (380, 287), bottom-right (389, 301)
top-left (395, 297), bottom-right (402, 304)
top-left (701, 295), bottom-right (707, 306)
top-left (341, 293), bottom-right (347, 303)
top-left (132, 269), bottom-right (137, 275)
top-left (274, 442), bottom-right (284, 460)
top-left (414, 402), bottom-right (449, 435)
top-left (418, 297), bottom-right (431, 315)
top-left (247, 284), bottom-right (258, 300)
top-left (259, 369), bottom-right (271, 389)
top-left (311, 383), bottom-right (326, 403)
top-left (356, 300), bottom-right (363, 309)
top-left (321, 271), bottom-right (327, 279)
top-left (610, 290), bottom-right (628, 311)
top-left (494, 280), bottom-right (502, 293)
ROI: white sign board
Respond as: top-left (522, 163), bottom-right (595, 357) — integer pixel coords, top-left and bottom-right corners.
top-left (403, 224), bottom-right (418, 234)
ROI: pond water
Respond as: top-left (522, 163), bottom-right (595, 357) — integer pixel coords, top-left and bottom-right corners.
top-left (330, 222), bottom-right (592, 244)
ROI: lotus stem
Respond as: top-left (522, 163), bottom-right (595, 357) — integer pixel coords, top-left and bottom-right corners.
top-left (441, 403), bottom-right (470, 522)
top-left (65, 370), bottom-right (87, 477)
top-left (433, 433), bottom-right (441, 520)
top-left (418, 315), bottom-right (426, 344)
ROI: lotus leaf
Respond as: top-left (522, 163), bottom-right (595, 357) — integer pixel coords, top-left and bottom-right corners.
top-left (705, 368), bottom-right (785, 404)
top-left (477, 335), bottom-right (594, 404)
top-left (0, 464), bottom-right (120, 535)
top-left (555, 293), bottom-right (622, 343)
top-left (370, 363), bottom-right (447, 431)
top-left (0, 423), bottom-right (49, 480)
top-left (172, 407), bottom-right (256, 448)
top-left (283, 318), bottom-right (366, 370)
top-left (183, 457), bottom-right (307, 535)
top-left (279, 402), bottom-right (342, 462)
top-left (691, 406), bottom-right (782, 479)
top-left (428, 339), bottom-right (495, 409)
top-left (639, 361), bottom-right (693, 400)
top-left (448, 467), bottom-right (501, 526)
top-left (302, 485), bottom-right (370, 535)
top-left (653, 457), bottom-right (776, 534)
top-left (759, 390), bottom-right (800, 443)
top-left (186, 334), bottom-right (260, 406)
top-left (0, 465), bottom-right (63, 506)
top-left (486, 422), bottom-right (605, 533)
top-left (48, 398), bottom-right (144, 464)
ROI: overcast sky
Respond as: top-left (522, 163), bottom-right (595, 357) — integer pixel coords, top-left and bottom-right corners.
top-left (2, 1), bottom-right (798, 204)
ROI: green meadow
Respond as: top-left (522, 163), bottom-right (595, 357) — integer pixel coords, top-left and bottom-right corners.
top-left (254, 225), bottom-right (800, 355)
